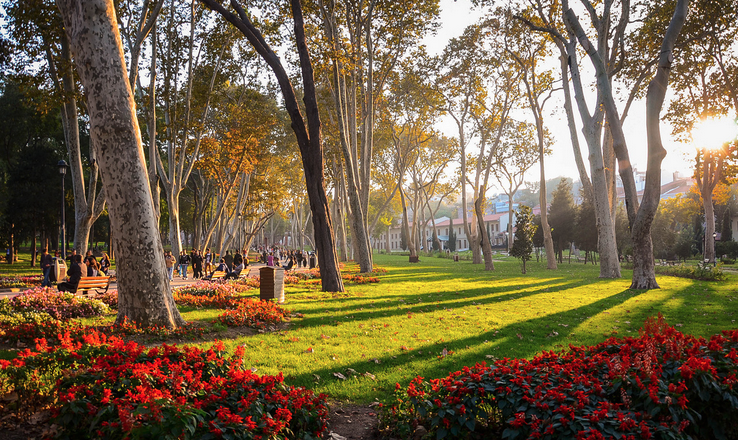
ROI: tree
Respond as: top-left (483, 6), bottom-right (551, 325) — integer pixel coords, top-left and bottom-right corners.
top-left (505, 10), bottom-right (557, 270)
top-left (447, 221), bottom-right (457, 252)
top-left (563, 0), bottom-right (690, 288)
top-left (493, 120), bottom-right (540, 252)
top-left (576, 189), bottom-right (599, 264)
top-left (514, 0), bottom-right (619, 279)
top-left (721, 209), bottom-right (733, 242)
top-left (548, 178), bottom-right (576, 263)
top-left (316, 0), bottom-right (440, 273)
top-left (200, 0), bottom-right (344, 292)
top-left (56, 0), bottom-right (184, 328)
top-left (5, 1), bottom-right (106, 255)
top-left (510, 205), bottom-right (536, 274)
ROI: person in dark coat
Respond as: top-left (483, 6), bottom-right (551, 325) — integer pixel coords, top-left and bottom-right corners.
top-left (58, 255), bottom-right (84, 293)
top-left (40, 248), bottom-right (53, 287)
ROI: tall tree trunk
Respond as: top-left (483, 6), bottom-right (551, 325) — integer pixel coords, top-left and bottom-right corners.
top-left (538, 135), bottom-right (557, 271)
top-left (564, 0), bottom-right (689, 288)
top-left (56, 0), bottom-right (184, 328)
top-left (475, 193), bottom-right (494, 270)
top-left (702, 173), bottom-right (717, 264)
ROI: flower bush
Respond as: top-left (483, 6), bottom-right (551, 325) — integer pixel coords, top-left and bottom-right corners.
top-left (382, 315), bottom-right (738, 440)
top-left (5, 287), bottom-right (109, 320)
top-left (173, 281), bottom-right (254, 309)
top-left (0, 318), bottom-right (91, 345)
top-left (655, 262), bottom-right (726, 281)
top-left (0, 334), bottom-right (328, 439)
top-left (0, 275), bottom-right (42, 288)
top-left (97, 290), bottom-right (119, 309)
top-left (176, 280), bottom-right (252, 297)
top-left (217, 299), bottom-right (290, 330)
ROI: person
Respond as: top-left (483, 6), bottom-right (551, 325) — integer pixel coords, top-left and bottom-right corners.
top-left (164, 251), bottom-right (176, 281)
top-left (66, 249), bottom-right (77, 265)
top-left (214, 258), bottom-right (229, 273)
top-left (282, 256), bottom-right (294, 271)
top-left (178, 250), bottom-right (190, 280)
top-left (191, 249), bottom-right (203, 279)
top-left (85, 252), bottom-right (99, 276)
top-left (40, 248), bottom-right (53, 287)
top-left (99, 252), bottom-right (111, 275)
top-left (204, 249), bottom-right (213, 275)
top-left (225, 260), bottom-right (244, 280)
top-left (267, 252), bottom-right (274, 267)
top-left (309, 252), bottom-right (316, 269)
top-left (58, 254), bottom-right (84, 293)
top-left (224, 250), bottom-right (234, 271)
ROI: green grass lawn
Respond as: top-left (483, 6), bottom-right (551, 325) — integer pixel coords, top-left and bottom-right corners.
top-left (3, 252), bottom-right (738, 405)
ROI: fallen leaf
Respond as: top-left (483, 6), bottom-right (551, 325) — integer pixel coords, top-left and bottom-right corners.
top-left (363, 372), bottom-right (377, 381)
top-left (517, 333), bottom-right (523, 340)
top-left (346, 368), bottom-right (358, 376)
top-left (313, 374), bottom-right (321, 382)
top-left (333, 372), bottom-right (347, 380)
top-left (306, 347), bottom-right (314, 353)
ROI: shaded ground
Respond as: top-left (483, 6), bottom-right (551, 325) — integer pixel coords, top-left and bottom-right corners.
top-left (324, 403), bottom-right (381, 440)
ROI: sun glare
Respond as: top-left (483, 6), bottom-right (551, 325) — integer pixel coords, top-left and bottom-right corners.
top-left (691, 116), bottom-right (738, 151)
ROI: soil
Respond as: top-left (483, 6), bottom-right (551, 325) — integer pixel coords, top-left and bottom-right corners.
top-left (323, 403), bottom-right (382, 440)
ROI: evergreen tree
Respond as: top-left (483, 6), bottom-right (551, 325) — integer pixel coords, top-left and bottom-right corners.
top-left (575, 189), bottom-right (598, 263)
top-left (549, 179), bottom-right (576, 262)
top-left (448, 223), bottom-right (457, 252)
top-left (510, 205), bottom-right (537, 274)
top-left (721, 209), bottom-right (733, 242)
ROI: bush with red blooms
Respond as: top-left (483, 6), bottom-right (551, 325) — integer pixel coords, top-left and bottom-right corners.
top-left (0, 334), bottom-right (328, 440)
top-left (381, 315), bottom-right (738, 439)
top-left (216, 299), bottom-right (290, 330)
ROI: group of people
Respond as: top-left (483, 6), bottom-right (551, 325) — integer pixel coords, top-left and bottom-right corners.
top-left (41, 248), bottom-right (111, 292)
top-left (256, 247), bottom-right (316, 272)
top-left (164, 248), bottom-right (249, 281)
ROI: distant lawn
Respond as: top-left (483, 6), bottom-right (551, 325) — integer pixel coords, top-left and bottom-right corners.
top-left (3, 252), bottom-right (737, 404)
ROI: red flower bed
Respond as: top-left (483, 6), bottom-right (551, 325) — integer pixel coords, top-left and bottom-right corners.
top-left (0, 334), bottom-right (328, 439)
top-left (217, 299), bottom-right (290, 330)
top-left (382, 315), bottom-right (738, 440)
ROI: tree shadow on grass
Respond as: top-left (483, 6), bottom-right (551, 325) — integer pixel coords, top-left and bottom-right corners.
top-left (282, 286), bottom-right (677, 403)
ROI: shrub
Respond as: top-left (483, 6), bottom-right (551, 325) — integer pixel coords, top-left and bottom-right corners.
top-left (0, 275), bottom-right (42, 288)
top-left (173, 281), bottom-right (253, 309)
top-left (382, 315), bottom-right (738, 440)
top-left (217, 299), bottom-right (290, 330)
top-left (654, 262), bottom-right (726, 281)
top-left (6, 287), bottom-right (109, 320)
top-left (0, 335), bottom-right (328, 440)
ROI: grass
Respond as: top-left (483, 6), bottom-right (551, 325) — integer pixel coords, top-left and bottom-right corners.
top-left (2, 252), bottom-right (738, 405)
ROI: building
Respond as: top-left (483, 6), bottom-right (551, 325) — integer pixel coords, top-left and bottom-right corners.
top-left (371, 213), bottom-right (509, 252)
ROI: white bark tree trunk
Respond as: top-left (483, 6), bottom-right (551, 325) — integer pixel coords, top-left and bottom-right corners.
top-left (56, 0), bottom-right (185, 328)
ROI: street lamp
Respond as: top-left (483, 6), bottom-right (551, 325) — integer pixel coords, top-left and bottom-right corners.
top-left (713, 231), bottom-right (718, 266)
top-left (237, 213), bottom-right (242, 252)
top-left (57, 160), bottom-right (68, 258)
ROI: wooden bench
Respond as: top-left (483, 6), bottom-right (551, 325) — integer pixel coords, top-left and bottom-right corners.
top-left (75, 276), bottom-right (112, 295)
top-left (205, 271), bottom-right (227, 281)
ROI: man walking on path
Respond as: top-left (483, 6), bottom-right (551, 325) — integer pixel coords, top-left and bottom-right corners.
top-left (178, 250), bottom-right (190, 280)
top-left (40, 248), bottom-right (53, 287)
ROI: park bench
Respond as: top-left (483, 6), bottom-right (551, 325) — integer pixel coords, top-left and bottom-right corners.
top-left (205, 271), bottom-right (227, 281)
top-left (75, 276), bottom-right (112, 296)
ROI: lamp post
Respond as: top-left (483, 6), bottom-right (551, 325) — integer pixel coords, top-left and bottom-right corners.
top-left (57, 160), bottom-right (68, 258)
top-left (237, 213), bottom-right (242, 252)
top-left (713, 231), bottom-right (717, 266)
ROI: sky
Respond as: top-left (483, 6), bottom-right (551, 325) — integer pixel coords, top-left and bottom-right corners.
top-left (422, 0), bottom-right (698, 193)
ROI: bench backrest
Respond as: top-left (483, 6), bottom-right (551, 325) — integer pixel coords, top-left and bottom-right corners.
top-left (210, 271), bottom-right (227, 279)
top-left (77, 276), bottom-right (111, 291)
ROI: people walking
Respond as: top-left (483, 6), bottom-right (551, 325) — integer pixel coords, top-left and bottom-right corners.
top-left (178, 250), bottom-right (190, 280)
